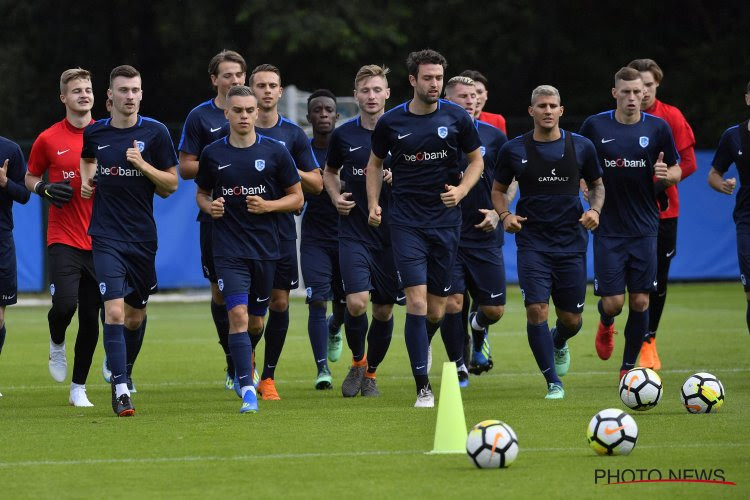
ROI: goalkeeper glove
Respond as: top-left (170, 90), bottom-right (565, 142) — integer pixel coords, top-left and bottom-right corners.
top-left (34, 180), bottom-right (73, 208)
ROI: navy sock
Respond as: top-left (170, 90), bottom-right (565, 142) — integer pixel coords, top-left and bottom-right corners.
top-left (440, 312), bottom-right (465, 365)
top-left (405, 313), bottom-right (430, 390)
top-left (598, 300), bottom-right (615, 326)
top-left (552, 318), bottom-right (583, 349)
top-left (228, 332), bottom-right (253, 389)
top-left (0, 324), bottom-right (6, 354)
top-left (622, 309), bottom-right (648, 371)
top-left (330, 301), bottom-right (345, 334)
top-left (308, 304), bottom-right (329, 372)
top-left (746, 301), bottom-right (750, 334)
top-left (210, 300), bottom-right (233, 376)
top-left (426, 319), bottom-right (441, 343)
top-left (250, 328), bottom-right (263, 350)
top-left (366, 316), bottom-right (393, 373)
top-left (344, 310), bottom-right (368, 361)
top-left (103, 323), bottom-right (127, 385)
top-left (471, 309), bottom-right (498, 350)
top-left (125, 315), bottom-right (147, 377)
top-left (261, 308), bottom-right (289, 380)
top-left (527, 321), bottom-right (561, 385)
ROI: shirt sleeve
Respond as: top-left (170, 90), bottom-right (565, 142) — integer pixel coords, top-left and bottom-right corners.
top-left (152, 125), bottom-right (179, 171)
top-left (177, 111), bottom-right (203, 155)
top-left (81, 125), bottom-right (96, 159)
top-left (292, 129), bottom-right (318, 172)
top-left (370, 119), bottom-right (390, 160)
top-left (325, 129), bottom-right (344, 171)
top-left (276, 147), bottom-right (302, 189)
top-left (458, 112), bottom-right (482, 154)
top-left (4, 144), bottom-right (31, 204)
top-left (711, 127), bottom-right (737, 173)
top-left (493, 142), bottom-right (517, 186)
top-left (194, 149), bottom-right (215, 191)
top-left (26, 134), bottom-right (50, 177)
top-left (578, 137), bottom-right (603, 183)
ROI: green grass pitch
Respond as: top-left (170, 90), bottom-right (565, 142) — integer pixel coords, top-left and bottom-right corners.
top-left (0, 282), bottom-right (748, 498)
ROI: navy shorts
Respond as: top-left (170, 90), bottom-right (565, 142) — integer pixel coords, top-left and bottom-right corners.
top-left (92, 237), bottom-right (158, 308)
top-left (390, 224), bottom-right (460, 297)
top-left (215, 256), bottom-right (275, 309)
top-left (593, 235), bottom-right (657, 296)
top-left (339, 238), bottom-right (404, 305)
top-left (48, 243), bottom-right (99, 306)
top-left (0, 236), bottom-right (17, 306)
top-left (300, 241), bottom-right (345, 304)
top-left (737, 231), bottom-right (750, 292)
top-left (272, 239), bottom-right (300, 291)
top-left (452, 245), bottom-right (506, 306)
top-left (199, 218), bottom-right (218, 283)
top-left (518, 249), bottom-right (587, 313)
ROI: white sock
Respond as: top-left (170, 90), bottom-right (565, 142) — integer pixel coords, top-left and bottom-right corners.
top-left (240, 385), bottom-right (257, 398)
top-left (70, 382), bottom-right (85, 391)
top-left (115, 383), bottom-right (129, 398)
top-left (471, 315), bottom-right (482, 332)
top-left (457, 363), bottom-right (468, 373)
top-left (50, 339), bottom-right (65, 351)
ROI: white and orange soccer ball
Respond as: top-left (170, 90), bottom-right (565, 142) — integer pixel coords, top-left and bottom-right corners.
top-left (681, 372), bottom-right (725, 413)
top-left (466, 420), bottom-right (519, 468)
top-left (619, 367), bottom-right (663, 411)
top-left (586, 408), bottom-right (638, 456)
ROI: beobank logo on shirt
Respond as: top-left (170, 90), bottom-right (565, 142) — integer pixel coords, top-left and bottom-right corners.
top-left (402, 149), bottom-right (448, 163)
top-left (221, 184), bottom-right (267, 196)
top-left (603, 158), bottom-right (647, 168)
top-left (61, 170), bottom-right (78, 180)
top-left (98, 164), bottom-right (144, 177)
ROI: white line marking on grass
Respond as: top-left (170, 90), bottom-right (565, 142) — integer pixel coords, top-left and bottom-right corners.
top-left (1, 442), bottom-right (747, 468)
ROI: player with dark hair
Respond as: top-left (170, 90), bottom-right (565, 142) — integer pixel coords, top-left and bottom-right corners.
top-left (25, 68), bottom-right (101, 406)
top-left (0, 134), bottom-right (31, 397)
top-left (80, 65), bottom-right (179, 416)
top-left (580, 67), bottom-right (680, 380)
top-left (196, 85), bottom-right (303, 413)
top-left (301, 88), bottom-right (345, 389)
top-left (249, 64), bottom-right (323, 401)
top-left (494, 85), bottom-right (603, 399)
top-left (707, 81), bottom-right (750, 333)
top-left (460, 70), bottom-right (507, 134)
top-left (441, 76), bottom-right (508, 387)
top-left (178, 50), bottom-right (247, 391)
top-left (366, 50), bottom-right (484, 407)
top-left (626, 58), bottom-right (697, 370)
top-left (324, 64), bottom-right (401, 398)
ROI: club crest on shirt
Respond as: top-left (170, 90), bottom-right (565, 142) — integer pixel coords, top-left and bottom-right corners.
top-left (639, 136), bottom-right (649, 148)
top-left (437, 126), bottom-right (448, 139)
top-left (480, 146), bottom-right (486, 157)
top-left (255, 159), bottom-right (266, 172)
top-left (135, 141), bottom-right (145, 152)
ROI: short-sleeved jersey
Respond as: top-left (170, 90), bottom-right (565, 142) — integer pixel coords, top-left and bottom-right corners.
top-left (178, 98), bottom-right (229, 223)
top-left (478, 111), bottom-right (507, 135)
top-left (256, 115), bottom-right (319, 241)
top-left (371, 99), bottom-right (481, 228)
top-left (495, 130), bottom-right (601, 253)
top-left (82, 115), bottom-right (178, 242)
top-left (0, 136), bottom-right (30, 235)
top-left (712, 120), bottom-right (750, 233)
top-left (459, 120), bottom-right (508, 248)
top-left (195, 135), bottom-right (301, 260)
top-left (300, 143), bottom-right (338, 247)
top-left (327, 116), bottom-right (392, 249)
top-left (27, 118), bottom-right (95, 250)
top-left (645, 98), bottom-right (697, 218)
top-left (579, 111), bottom-right (678, 237)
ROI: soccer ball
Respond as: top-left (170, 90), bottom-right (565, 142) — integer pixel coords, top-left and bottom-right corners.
top-left (586, 409), bottom-right (638, 456)
top-left (619, 367), bottom-right (663, 411)
top-left (681, 372), bottom-right (725, 413)
top-left (466, 420), bottom-right (519, 468)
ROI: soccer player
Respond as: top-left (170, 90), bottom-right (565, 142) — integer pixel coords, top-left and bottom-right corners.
top-left (707, 81), bottom-right (750, 332)
top-left (0, 135), bottom-right (31, 397)
top-left (301, 89), bottom-right (346, 389)
top-left (177, 50), bottom-right (247, 391)
top-left (460, 70), bottom-right (507, 134)
top-left (366, 50), bottom-right (484, 407)
top-left (195, 85), bottom-right (303, 413)
top-left (493, 85), bottom-right (603, 399)
top-left (441, 76), bottom-right (508, 387)
top-left (626, 59), bottom-right (697, 370)
top-left (25, 68), bottom-right (101, 407)
top-left (580, 67), bottom-right (680, 379)
top-left (80, 65), bottom-right (179, 416)
top-left (324, 64), bottom-right (401, 398)
top-left (249, 64), bottom-right (323, 401)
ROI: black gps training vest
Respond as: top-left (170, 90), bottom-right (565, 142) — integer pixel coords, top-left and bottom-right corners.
top-left (519, 130), bottom-right (580, 196)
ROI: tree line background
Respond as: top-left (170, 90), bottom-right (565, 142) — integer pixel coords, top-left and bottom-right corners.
top-left (1, 0), bottom-right (746, 151)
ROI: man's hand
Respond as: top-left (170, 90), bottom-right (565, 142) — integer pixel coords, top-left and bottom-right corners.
top-left (246, 195), bottom-right (269, 214)
top-left (126, 140), bottom-right (146, 170)
top-left (81, 178), bottom-right (95, 199)
top-left (0, 159), bottom-right (8, 188)
top-left (474, 209), bottom-right (499, 232)
top-left (579, 209), bottom-right (600, 230)
top-left (653, 151), bottom-right (668, 180)
top-left (35, 179), bottom-right (74, 208)
top-left (720, 177), bottom-right (737, 195)
top-left (441, 184), bottom-right (466, 208)
top-left (211, 197), bottom-right (225, 218)
top-left (368, 205), bottom-right (382, 227)
top-left (333, 192), bottom-right (356, 215)
top-left (383, 168), bottom-right (393, 185)
top-left (502, 213), bottom-right (526, 233)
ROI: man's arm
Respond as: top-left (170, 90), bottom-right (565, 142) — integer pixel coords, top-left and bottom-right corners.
top-left (126, 141), bottom-right (178, 196)
top-left (324, 165), bottom-right (355, 216)
top-left (441, 148), bottom-right (484, 207)
top-left (196, 186), bottom-right (224, 218)
top-left (80, 157), bottom-right (97, 199)
top-left (0, 151), bottom-right (31, 204)
top-left (492, 179), bottom-right (525, 233)
top-left (365, 152), bottom-right (385, 226)
top-left (707, 167), bottom-right (736, 195)
top-left (298, 168), bottom-right (323, 194)
top-left (178, 152), bottom-right (199, 180)
top-left (247, 182), bottom-right (303, 214)
top-left (579, 177), bottom-right (604, 230)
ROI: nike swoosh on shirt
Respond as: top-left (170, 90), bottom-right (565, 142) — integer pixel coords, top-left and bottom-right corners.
top-left (97, 145), bottom-right (110, 150)
top-left (218, 164), bottom-right (231, 170)
top-left (150, 283), bottom-right (158, 290)
top-left (490, 292), bottom-right (504, 298)
top-left (601, 138), bottom-right (615, 143)
top-left (521, 159), bottom-right (528, 164)
top-left (397, 133), bottom-right (412, 140)
top-left (210, 127), bottom-right (223, 133)
top-left (349, 146), bottom-right (362, 152)
top-left (57, 149), bottom-right (70, 155)
top-left (665, 249), bottom-right (675, 258)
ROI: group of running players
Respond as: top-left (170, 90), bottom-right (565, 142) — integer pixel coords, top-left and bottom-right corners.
top-left (0, 48), bottom-right (746, 416)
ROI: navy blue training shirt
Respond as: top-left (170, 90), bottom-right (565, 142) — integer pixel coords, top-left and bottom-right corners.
top-left (195, 135), bottom-right (301, 260)
top-left (580, 111), bottom-right (678, 238)
top-left (712, 120), bottom-right (750, 233)
top-left (0, 136), bottom-right (31, 235)
top-left (300, 143), bottom-right (338, 248)
top-left (370, 99), bottom-right (481, 228)
top-left (326, 116), bottom-right (392, 248)
top-left (256, 115), bottom-right (319, 241)
top-left (495, 130), bottom-right (601, 253)
top-left (82, 116), bottom-right (178, 242)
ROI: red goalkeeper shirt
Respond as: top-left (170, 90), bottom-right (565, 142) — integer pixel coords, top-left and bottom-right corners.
top-left (478, 111), bottom-right (507, 135)
top-left (27, 118), bottom-right (94, 250)
top-left (645, 99), bottom-right (697, 219)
